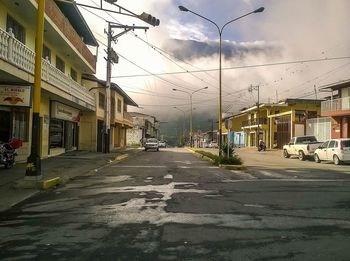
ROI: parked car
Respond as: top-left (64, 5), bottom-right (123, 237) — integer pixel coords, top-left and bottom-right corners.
top-left (144, 138), bottom-right (159, 151)
top-left (208, 141), bottom-right (219, 148)
top-left (314, 138), bottom-right (350, 165)
top-left (283, 135), bottom-right (322, 161)
top-left (158, 140), bottom-right (166, 148)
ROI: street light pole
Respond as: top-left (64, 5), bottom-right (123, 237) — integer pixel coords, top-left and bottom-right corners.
top-left (173, 107), bottom-right (186, 146)
top-left (172, 86), bottom-right (208, 147)
top-left (178, 5), bottom-right (264, 156)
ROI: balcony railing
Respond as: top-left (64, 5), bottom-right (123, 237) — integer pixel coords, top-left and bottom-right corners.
top-left (123, 112), bottom-right (134, 127)
top-left (242, 117), bottom-right (267, 127)
top-left (0, 28), bottom-right (95, 110)
top-left (321, 97), bottom-right (350, 114)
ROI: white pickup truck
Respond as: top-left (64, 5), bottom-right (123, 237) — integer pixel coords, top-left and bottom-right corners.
top-left (283, 135), bottom-right (322, 161)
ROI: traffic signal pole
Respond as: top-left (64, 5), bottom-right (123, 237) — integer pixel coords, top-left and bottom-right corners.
top-left (25, 0), bottom-right (45, 179)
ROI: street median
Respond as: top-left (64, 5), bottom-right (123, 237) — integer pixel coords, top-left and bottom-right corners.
top-left (187, 148), bottom-right (246, 170)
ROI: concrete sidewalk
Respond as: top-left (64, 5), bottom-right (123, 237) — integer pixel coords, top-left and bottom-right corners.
top-left (0, 147), bottom-right (141, 212)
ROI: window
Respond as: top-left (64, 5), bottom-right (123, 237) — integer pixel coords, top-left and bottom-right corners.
top-left (6, 15), bottom-right (25, 44)
top-left (13, 109), bottom-right (29, 141)
top-left (70, 68), bottom-right (77, 82)
top-left (98, 93), bottom-right (105, 109)
top-left (295, 110), bottom-right (306, 123)
top-left (111, 98), bottom-right (115, 116)
top-left (320, 141), bottom-right (329, 149)
top-left (42, 45), bottom-right (51, 62)
top-left (328, 140), bottom-right (335, 148)
top-left (56, 56), bottom-right (65, 73)
top-left (308, 111), bottom-right (317, 119)
top-left (117, 99), bottom-right (122, 113)
top-left (342, 140), bottom-right (350, 148)
top-left (49, 119), bottom-right (64, 148)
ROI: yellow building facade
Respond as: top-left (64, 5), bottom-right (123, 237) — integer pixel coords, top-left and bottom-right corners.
top-left (82, 75), bottom-right (137, 152)
top-left (0, 0), bottom-right (98, 161)
top-left (225, 99), bottom-right (321, 149)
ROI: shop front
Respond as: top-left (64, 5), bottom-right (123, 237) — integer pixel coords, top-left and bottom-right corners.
top-left (50, 101), bottom-right (80, 155)
top-left (0, 85), bottom-right (31, 160)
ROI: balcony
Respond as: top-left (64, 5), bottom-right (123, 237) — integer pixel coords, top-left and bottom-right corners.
top-left (321, 97), bottom-right (350, 116)
top-left (0, 28), bottom-right (95, 111)
top-left (123, 112), bottom-right (134, 128)
top-left (242, 117), bottom-right (268, 128)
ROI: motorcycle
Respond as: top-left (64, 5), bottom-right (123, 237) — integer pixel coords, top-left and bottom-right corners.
top-left (0, 138), bottom-right (22, 169)
top-left (258, 141), bottom-right (266, 152)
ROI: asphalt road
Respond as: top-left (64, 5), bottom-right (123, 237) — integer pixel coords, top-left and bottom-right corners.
top-left (1, 147), bottom-right (350, 260)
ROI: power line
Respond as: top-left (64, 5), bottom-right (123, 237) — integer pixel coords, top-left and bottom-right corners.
top-left (111, 56), bottom-right (350, 78)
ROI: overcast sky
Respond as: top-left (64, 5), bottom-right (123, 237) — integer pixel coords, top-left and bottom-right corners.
top-left (78, 0), bottom-right (350, 122)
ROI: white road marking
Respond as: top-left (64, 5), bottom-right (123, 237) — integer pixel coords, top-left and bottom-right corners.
top-left (244, 204), bottom-right (267, 208)
top-left (259, 170), bottom-right (285, 178)
top-left (230, 170), bottom-right (256, 179)
top-left (179, 166), bottom-right (218, 169)
top-left (221, 179), bottom-right (350, 183)
top-left (174, 160), bottom-right (192, 164)
top-left (285, 169), bottom-right (301, 173)
top-left (113, 165), bottom-right (167, 168)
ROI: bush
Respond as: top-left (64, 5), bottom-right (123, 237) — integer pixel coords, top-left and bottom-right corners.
top-left (221, 142), bottom-right (234, 158)
top-left (194, 149), bottom-right (243, 166)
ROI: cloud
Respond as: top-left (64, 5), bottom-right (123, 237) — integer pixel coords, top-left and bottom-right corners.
top-left (162, 38), bottom-right (282, 61)
top-left (83, 0), bottom-right (350, 125)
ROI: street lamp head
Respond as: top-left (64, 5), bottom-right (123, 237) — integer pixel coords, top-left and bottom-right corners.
top-left (178, 5), bottom-right (189, 12)
top-left (254, 7), bottom-right (265, 13)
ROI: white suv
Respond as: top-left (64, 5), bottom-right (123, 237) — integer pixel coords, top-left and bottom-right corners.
top-left (314, 138), bottom-right (350, 165)
top-left (144, 138), bottom-right (159, 151)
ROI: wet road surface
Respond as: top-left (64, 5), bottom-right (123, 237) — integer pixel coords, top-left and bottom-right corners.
top-left (1, 148), bottom-right (350, 260)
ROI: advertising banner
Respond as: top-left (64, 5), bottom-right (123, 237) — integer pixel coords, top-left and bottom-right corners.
top-left (51, 101), bottom-right (80, 122)
top-left (0, 85), bottom-right (32, 107)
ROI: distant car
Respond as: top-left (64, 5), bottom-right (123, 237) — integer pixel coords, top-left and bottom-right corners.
top-left (314, 138), bottom-right (350, 165)
top-left (208, 141), bottom-right (218, 148)
top-left (144, 138), bottom-right (159, 151)
top-left (158, 140), bottom-right (166, 148)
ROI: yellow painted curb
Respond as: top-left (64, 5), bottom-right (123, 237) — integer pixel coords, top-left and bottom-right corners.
top-left (115, 154), bottom-right (128, 161)
top-left (41, 177), bottom-right (61, 190)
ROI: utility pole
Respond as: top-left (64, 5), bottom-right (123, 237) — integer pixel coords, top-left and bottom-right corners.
top-left (104, 23), bottom-right (149, 153)
top-left (248, 84), bottom-right (260, 148)
top-left (314, 85), bottom-right (318, 100)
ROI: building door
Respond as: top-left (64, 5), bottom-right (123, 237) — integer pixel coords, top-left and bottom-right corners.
top-left (97, 120), bottom-right (104, 152)
top-left (0, 110), bottom-right (11, 142)
top-left (65, 121), bottom-right (74, 151)
top-left (276, 115), bottom-right (291, 149)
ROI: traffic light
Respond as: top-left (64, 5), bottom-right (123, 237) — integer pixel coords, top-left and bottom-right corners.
top-left (138, 12), bottom-right (160, 26)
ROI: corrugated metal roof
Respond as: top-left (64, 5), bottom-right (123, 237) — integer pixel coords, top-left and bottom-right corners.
top-left (55, 0), bottom-right (98, 47)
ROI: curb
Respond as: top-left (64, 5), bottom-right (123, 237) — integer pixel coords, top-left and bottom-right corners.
top-left (41, 177), bottom-right (61, 190)
top-left (219, 164), bottom-right (247, 170)
top-left (187, 148), bottom-right (246, 170)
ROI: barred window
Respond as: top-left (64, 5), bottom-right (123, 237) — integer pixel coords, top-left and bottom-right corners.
top-left (56, 56), bottom-right (65, 73)
top-left (70, 68), bottom-right (77, 82)
top-left (6, 15), bottom-right (25, 44)
top-left (43, 45), bottom-right (51, 62)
